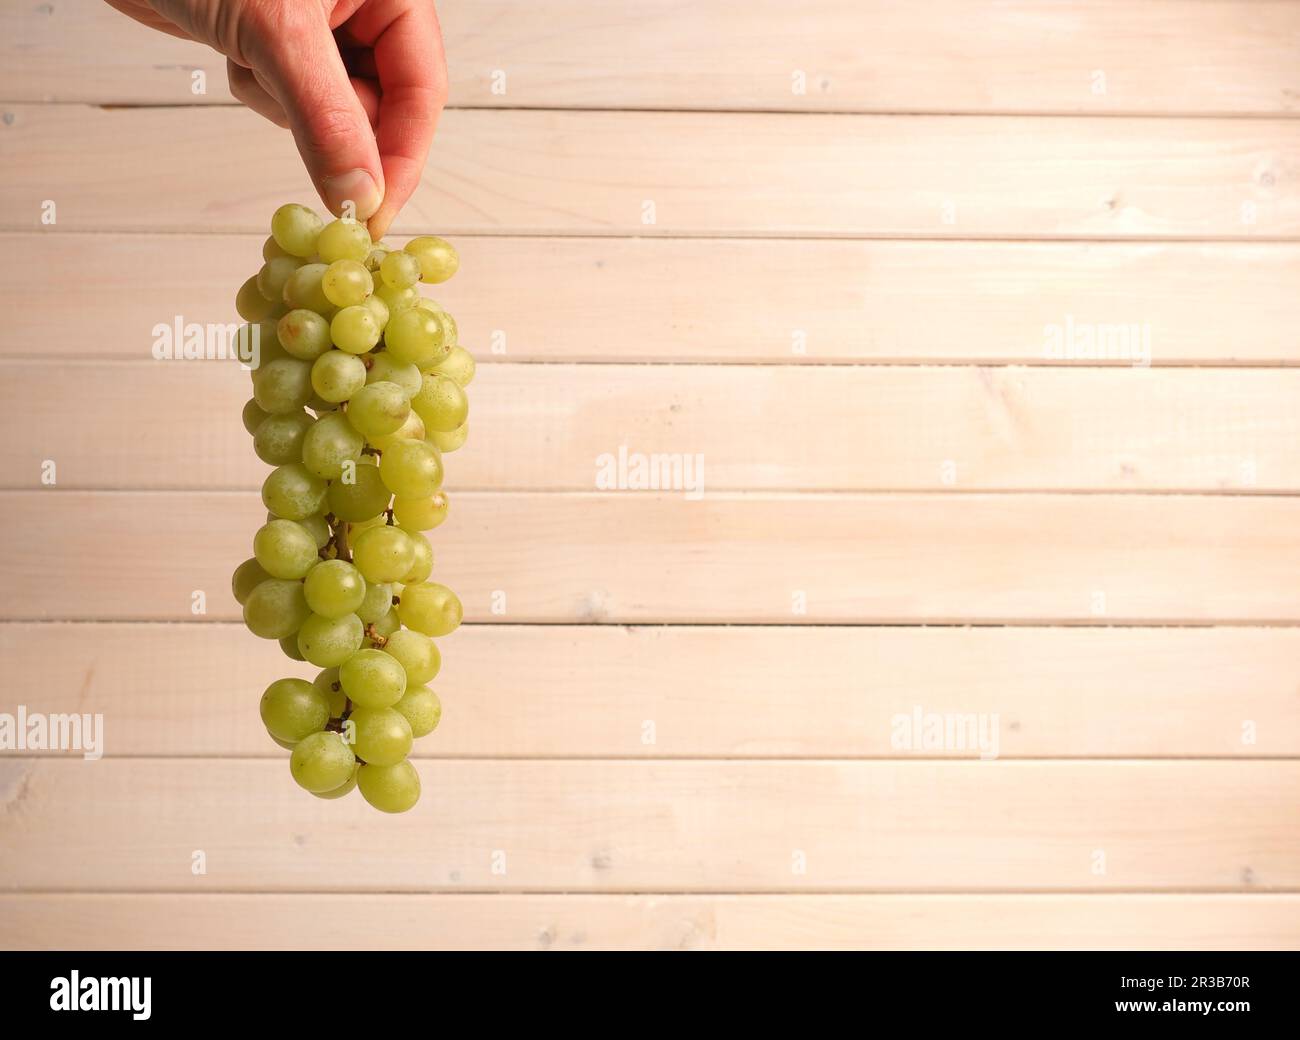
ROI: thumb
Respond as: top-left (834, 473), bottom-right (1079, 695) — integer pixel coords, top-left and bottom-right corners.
top-left (251, 10), bottom-right (385, 221)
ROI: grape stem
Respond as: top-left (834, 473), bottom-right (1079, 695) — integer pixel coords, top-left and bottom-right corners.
top-left (324, 512), bottom-right (353, 563)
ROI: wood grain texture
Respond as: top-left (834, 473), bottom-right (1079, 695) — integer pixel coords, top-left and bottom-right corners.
top-left (2, 759), bottom-right (1296, 892)
top-left (6, 491), bottom-right (1300, 624)
top-left (9, 233), bottom-right (1300, 364)
top-left (4, 362), bottom-right (1296, 491)
top-left (3, 1), bottom-right (1298, 114)
top-left (3, 622), bottom-right (1296, 758)
top-left (2, 106), bottom-right (1297, 237)
top-left (4, 893), bottom-right (1297, 950)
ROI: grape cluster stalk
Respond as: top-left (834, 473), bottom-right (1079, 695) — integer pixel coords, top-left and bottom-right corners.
top-left (231, 204), bottom-right (473, 813)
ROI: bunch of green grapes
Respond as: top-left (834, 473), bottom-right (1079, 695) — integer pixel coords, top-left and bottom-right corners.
top-left (231, 203), bottom-right (474, 813)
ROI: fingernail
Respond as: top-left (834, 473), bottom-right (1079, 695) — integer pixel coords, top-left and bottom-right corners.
top-left (322, 169), bottom-right (383, 221)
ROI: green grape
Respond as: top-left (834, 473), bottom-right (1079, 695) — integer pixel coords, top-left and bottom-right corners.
top-left (252, 410), bottom-right (313, 466)
top-left (345, 381), bottom-right (410, 439)
top-left (326, 464), bottom-right (391, 521)
top-left (260, 677), bottom-right (330, 743)
top-left (290, 731), bottom-right (356, 793)
top-left (313, 764), bottom-right (360, 799)
top-left (253, 357), bottom-right (313, 415)
top-left (382, 629), bottom-right (440, 686)
top-left (253, 518), bottom-right (320, 579)
top-left (263, 463), bottom-right (328, 520)
top-left (428, 422), bottom-right (468, 453)
top-left (263, 235), bottom-right (291, 261)
top-left (330, 305), bottom-right (381, 354)
top-left (321, 259), bottom-right (374, 308)
top-left (243, 578), bottom-right (311, 639)
top-left (370, 410), bottom-right (426, 453)
top-left (271, 734), bottom-right (298, 750)
top-left (297, 611), bottom-right (364, 667)
top-left (393, 492), bottom-right (449, 531)
top-left (375, 281), bottom-right (420, 314)
top-left (242, 397), bottom-right (270, 435)
top-left (339, 648), bottom-right (407, 709)
top-left (364, 246), bottom-right (390, 273)
top-left (362, 292), bottom-right (390, 331)
top-left (383, 307), bottom-right (447, 368)
top-left (380, 250), bottom-right (421, 290)
top-left (356, 580), bottom-right (394, 624)
top-left (271, 203), bottom-right (323, 257)
top-left (412, 372), bottom-right (468, 432)
top-left (404, 236), bottom-right (459, 283)
top-left (398, 582), bottom-right (463, 637)
top-left (432, 346), bottom-right (476, 387)
top-left (307, 392), bottom-right (340, 414)
top-left (257, 255), bottom-right (304, 301)
top-left (311, 349), bottom-right (368, 403)
top-left (437, 309), bottom-right (459, 348)
top-left (236, 321), bottom-right (288, 371)
top-left (353, 524), bottom-right (415, 583)
top-left (346, 706), bottom-right (412, 766)
top-left (277, 309), bottom-right (333, 361)
top-left (297, 512), bottom-right (331, 550)
top-left (313, 667), bottom-right (348, 717)
top-left (279, 635), bottom-right (307, 661)
top-left (369, 607), bottom-right (402, 642)
top-left (365, 354), bottom-right (422, 398)
top-left (379, 439), bottom-right (443, 498)
top-left (401, 533), bottom-right (434, 584)
top-left (357, 760), bottom-right (421, 813)
top-left (231, 556), bottom-right (272, 604)
top-left (301, 410), bottom-right (365, 479)
top-left (304, 559), bottom-right (367, 619)
top-left (317, 218), bottom-right (372, 264)
top-left (281, 262), bottom-right (334, 314)
top-left (236, 274), bottom-right (275, 321)
top-left (393, 684), bottom-right (441, 738)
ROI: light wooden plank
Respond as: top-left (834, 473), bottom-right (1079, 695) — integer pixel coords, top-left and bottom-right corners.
top-left (0, 759), bottom-right (1295, 891)
top-left (3, 2), bottom-right (1297, 115)
top-left (3, 893), bottom-right (1296, 950)
top-left (4, 362), bottom-right (1296, 492)
top-left (4, 623), bottom-right (1297, 758)
top-left (5, 491), bottom-right (1299, 623)
top-left (8, 234), bottom-right (1300, 364)
top-left (2, 106), bottom-right (1296, 237)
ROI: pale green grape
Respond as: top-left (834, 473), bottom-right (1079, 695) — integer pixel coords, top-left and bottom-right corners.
top-left (375, 281), bottom-right (419, 314)
top-left (263, 235), bottom-right (291, 261)
top-left (330, 305), bottom-right (381, 354)
top-left (339, 648), bottom-right (407, 709)
top-left (380, 250), bottom-right (421, 290)
top-left (281, 263), bottom-right (333, 314)
top-left (394, 685), bottom-right (441, 738)
top-left (243, 578), bottom-right (311, 639)
top-left (277, 309), bottom-right (333, 361)
top-left (253, 518), bottom-right (319, 579)
top-left (428, 422), bottom-right (468, 453)
top-left (379, 439), bottom-right (442, 498)
top-left (263, 463), bottom-right (328, 520)
top-left (252, 410), bottom-right (312, 465)
top-left (370, 409), bottom-right (426, 453)
top-left (400, 533), bottom-right (434, 584)
top-left (362, 292), bottom-right (390, 331)
top-left (326, 464), bottom-right (391, 521)
top-left (346, 706), bottom-right (412, 765)
top-left (345, 381), bottom-right (410, 439)
top-left (253, 357), bottom-right (313, 415)
top-left (364, 246), bottom-right (390, 273)
top-left (353, 524), bottom-right (415, 583)
top-left (302, 410), bottom-right (365, 479)
top-left (312, 764), bottom-right (359, 799)
top-left (356, 580), bottom-right (394, 624)
top-left (257, 255), bottom-right (304, 301)
top-left (404, 236), bottom-right (459, 283)
top-left (242, 397), bottom-right (270, 435)
top-left (304, 559), bottom-right (366, 619)
top-left (231, 556), bottom-right (272, 605)
top-left (357, 760), bottom-right (421, 812)
top-left (271, 203), bottom-right (324, 257)
top-left (321, 259), bottom-right (373, 308)
top-left (393, 492), bottom-right (449, 531)
top-left (365, 354), bottom-right (422, 398)
top-left (297, 611), bottom-right (364, 667)
top-left (311, 350), bottom-right (368, 403)
top-left (411, 372), bottom-right (468, 432)
top-left (279, 635), bottom-right (307, 661)
top-left (382, 629), bottom-right (440, 686)
top-left (260, 677), bottom-right (330, 743)
top-left (313, 667), bottom-right (348, 717)
top-left (370, 607), bottom-right (401, 642)
top-left (431, 346), bottom-right (476, 387)
top-left (297, 513), bottom-right (332, 549)
top-left (398, 582), bottom-right (463, 637)
top-left (317, 218), bottom-right (372, 264)
top-left (236, 275), bottom-right (275, 321)
top-left (383, 307), bottom-right (447, 368)
top-left (290, 731), bottom-right (356, 793)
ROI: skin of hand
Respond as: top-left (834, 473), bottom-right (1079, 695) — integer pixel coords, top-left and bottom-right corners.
top-left (104, 0), bottom-right (447, 238)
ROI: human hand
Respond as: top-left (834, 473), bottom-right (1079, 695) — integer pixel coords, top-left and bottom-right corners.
top-left (105, 0), bottom-right (446, 238)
